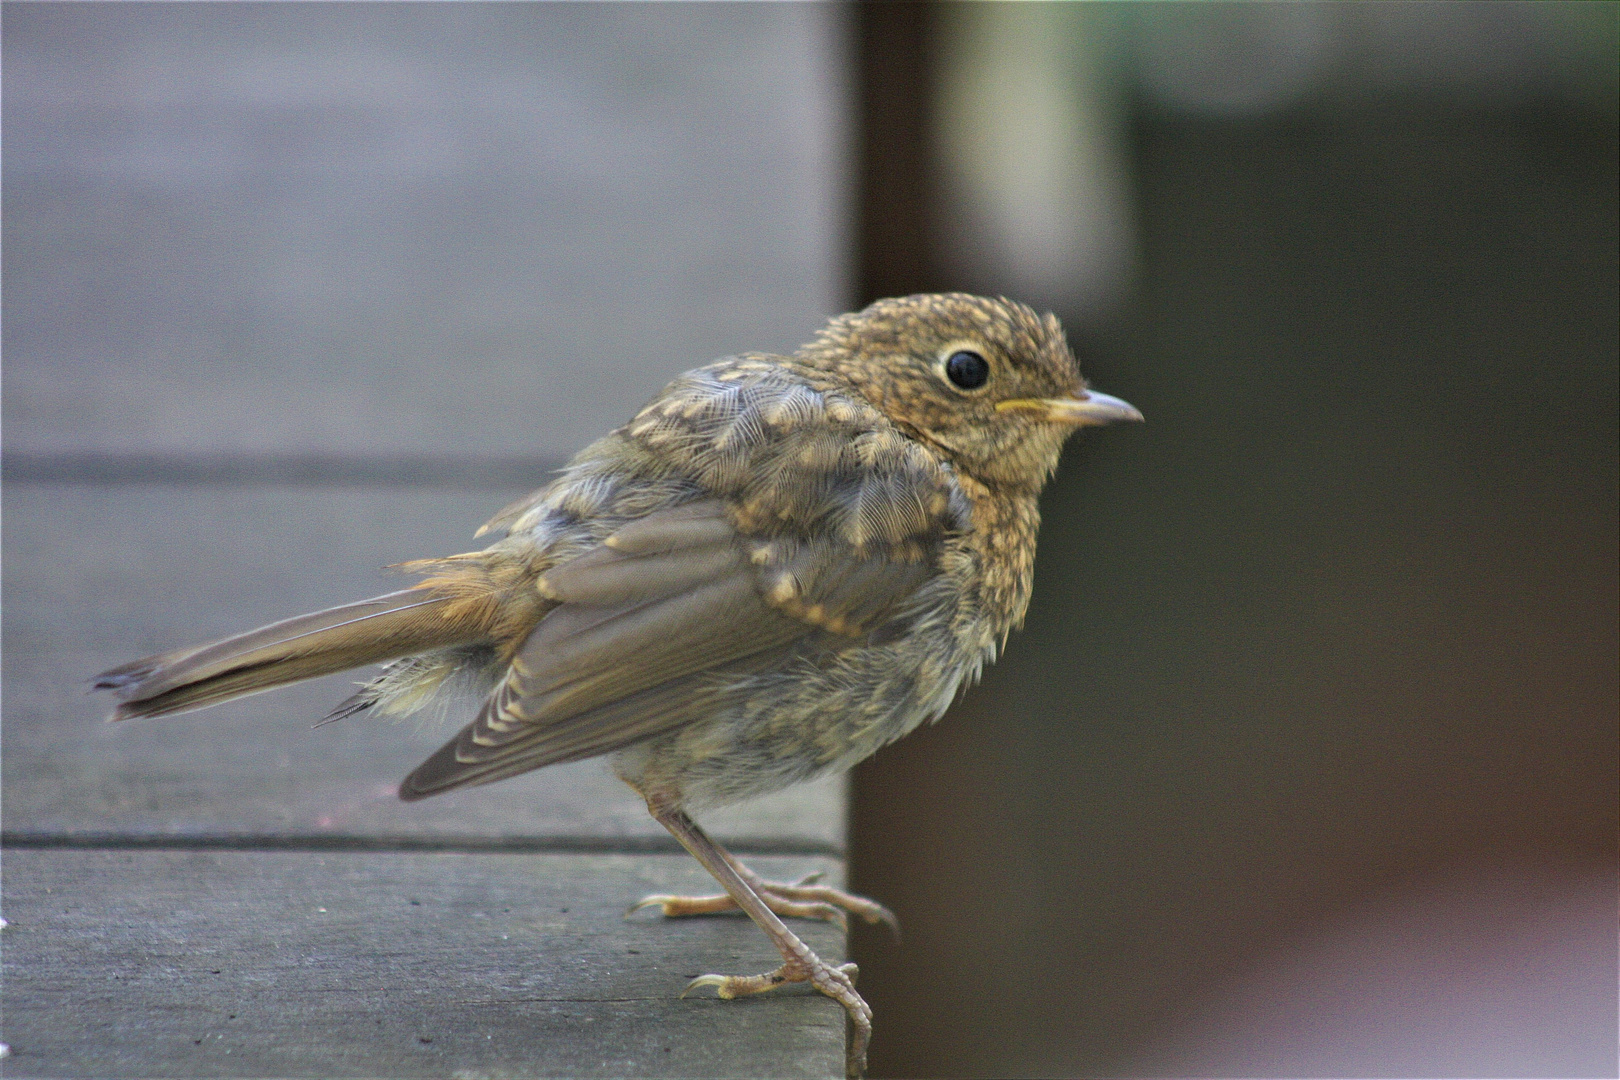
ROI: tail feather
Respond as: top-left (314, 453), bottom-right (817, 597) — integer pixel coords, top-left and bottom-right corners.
top-left (95, 588), bottom-right (473, 721)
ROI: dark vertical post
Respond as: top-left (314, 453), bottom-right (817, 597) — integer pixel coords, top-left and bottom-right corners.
top-left (848, 5), bottom-right (945, 1076)
top-left (853, 1), bottom-right (940, 305)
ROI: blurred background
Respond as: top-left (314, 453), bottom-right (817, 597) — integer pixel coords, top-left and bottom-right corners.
top-left (5, 3), bottom-right (1616, 1077)
top-left (849, 5), bottom-right (1617, 1077)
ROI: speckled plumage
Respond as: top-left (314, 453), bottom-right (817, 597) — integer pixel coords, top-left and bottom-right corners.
top-left (94, 293), bottom-right (1141, 1078)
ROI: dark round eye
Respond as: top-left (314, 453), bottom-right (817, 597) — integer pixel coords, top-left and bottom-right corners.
top-left (944, 350), bottom-right (989, 390)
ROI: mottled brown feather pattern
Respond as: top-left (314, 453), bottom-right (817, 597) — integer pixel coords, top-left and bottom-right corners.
top-left (97, 294), bottom-right (1123, 809)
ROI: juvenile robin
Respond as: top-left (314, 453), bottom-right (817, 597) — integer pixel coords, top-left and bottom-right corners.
top-left (94, 293), bottom-right (1141, 1077)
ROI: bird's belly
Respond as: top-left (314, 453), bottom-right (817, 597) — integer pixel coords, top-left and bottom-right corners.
top-left (612, 629), bottom-right (982, 810)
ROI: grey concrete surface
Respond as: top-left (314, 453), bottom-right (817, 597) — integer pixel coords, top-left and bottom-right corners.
top-left (2, 849), bottom-right (847, 1079)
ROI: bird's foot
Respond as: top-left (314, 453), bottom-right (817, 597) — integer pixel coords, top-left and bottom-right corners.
top-left (684, 955), bottom-right (870, 1078)
top-left (631, 868), bottom-right (898, 937)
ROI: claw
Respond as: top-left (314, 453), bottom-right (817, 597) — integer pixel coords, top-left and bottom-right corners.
top-left (681, 973), bottom-right (732, 999)
top-left (866, 902), bottom-right (901, 942)
top-left (627, 895), bottom-right (670, 917)
top-left (682, 965), bottom-right (801, 1000)
top-left (628, 891), bottom-right (738, 918)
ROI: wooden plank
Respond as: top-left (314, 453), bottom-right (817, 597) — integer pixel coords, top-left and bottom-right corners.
top-left (3, 3), bottom-right (846, 463)
top-left (3, 483), bottom-right (846, 851)
top-left (1, 848), bottom-right (848, 1079)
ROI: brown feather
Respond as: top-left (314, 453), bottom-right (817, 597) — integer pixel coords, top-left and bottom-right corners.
top-left (397, 497), bottom-right (948, 800)
top-left (93, 550), bottom-right (549, 721)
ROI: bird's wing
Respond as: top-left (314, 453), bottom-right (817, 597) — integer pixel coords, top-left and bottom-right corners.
top-left (399, 495), bottom-right (945, 800)
top-left (401, 362), bottom-right (974, 800)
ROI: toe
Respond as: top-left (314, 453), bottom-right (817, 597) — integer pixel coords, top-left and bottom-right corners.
top-left (628, 892), bottom-right (739, 918)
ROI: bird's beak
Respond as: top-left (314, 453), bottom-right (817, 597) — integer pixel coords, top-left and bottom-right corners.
top-left (995, 390), bottom-right (1143, 426)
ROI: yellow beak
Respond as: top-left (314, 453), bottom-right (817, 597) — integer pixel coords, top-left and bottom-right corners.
top-left (995, 390), bottom-right (1143, 426)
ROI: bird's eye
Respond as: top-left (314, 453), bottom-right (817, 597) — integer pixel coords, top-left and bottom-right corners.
top-left (944, 350), bottom-right (990, 390)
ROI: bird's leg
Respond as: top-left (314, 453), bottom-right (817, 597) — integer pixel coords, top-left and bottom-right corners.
top-left (630, 848), bottom-right (899, 937)
top-left (645, 800), bottom-right (871, 1079)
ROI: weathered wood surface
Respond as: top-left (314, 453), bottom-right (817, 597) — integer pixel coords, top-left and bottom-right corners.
top-left (3, 3), bottom-right (846, 464)
top-left (3, 10), bottom-right (853, 1075)
top-left (2, 483), bottom-right (846, 852)
top-left (1, 849), bottom-right (847, 1078)
top-left (3, 481), bottom-right (852, 1077)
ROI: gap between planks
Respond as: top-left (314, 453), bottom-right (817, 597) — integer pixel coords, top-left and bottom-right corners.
top-left (0, 831), bottom-right (842, 858)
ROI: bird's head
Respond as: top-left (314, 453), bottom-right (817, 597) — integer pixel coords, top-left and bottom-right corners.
top-left (799, 293), bottom-right (1142, 491)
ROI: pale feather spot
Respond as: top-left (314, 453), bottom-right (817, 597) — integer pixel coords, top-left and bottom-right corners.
top-left (769, 574), bottom-right (798, 604)
top-left (635, 423), bottom-right (676, 448)
top-left (759, 386), bottom-right (824, 432)
top-left (798, 440), bottom-right (830, 466)
top-left (714, 412), bottom-right (762, 452)
top-left (841, 516), bottom-right (868, 548)
top-left (853, 430), bottom-right (907, 469)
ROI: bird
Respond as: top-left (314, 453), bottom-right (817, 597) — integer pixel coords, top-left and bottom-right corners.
top-left (92, 292), bottom-right (1141, 1078)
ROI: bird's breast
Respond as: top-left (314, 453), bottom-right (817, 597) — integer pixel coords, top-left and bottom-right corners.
top-left (949, 477), bottom-right (1043, 638)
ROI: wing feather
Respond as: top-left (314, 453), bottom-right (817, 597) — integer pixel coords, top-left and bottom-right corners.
top-left (400, 367), bottom-right (972, 801)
